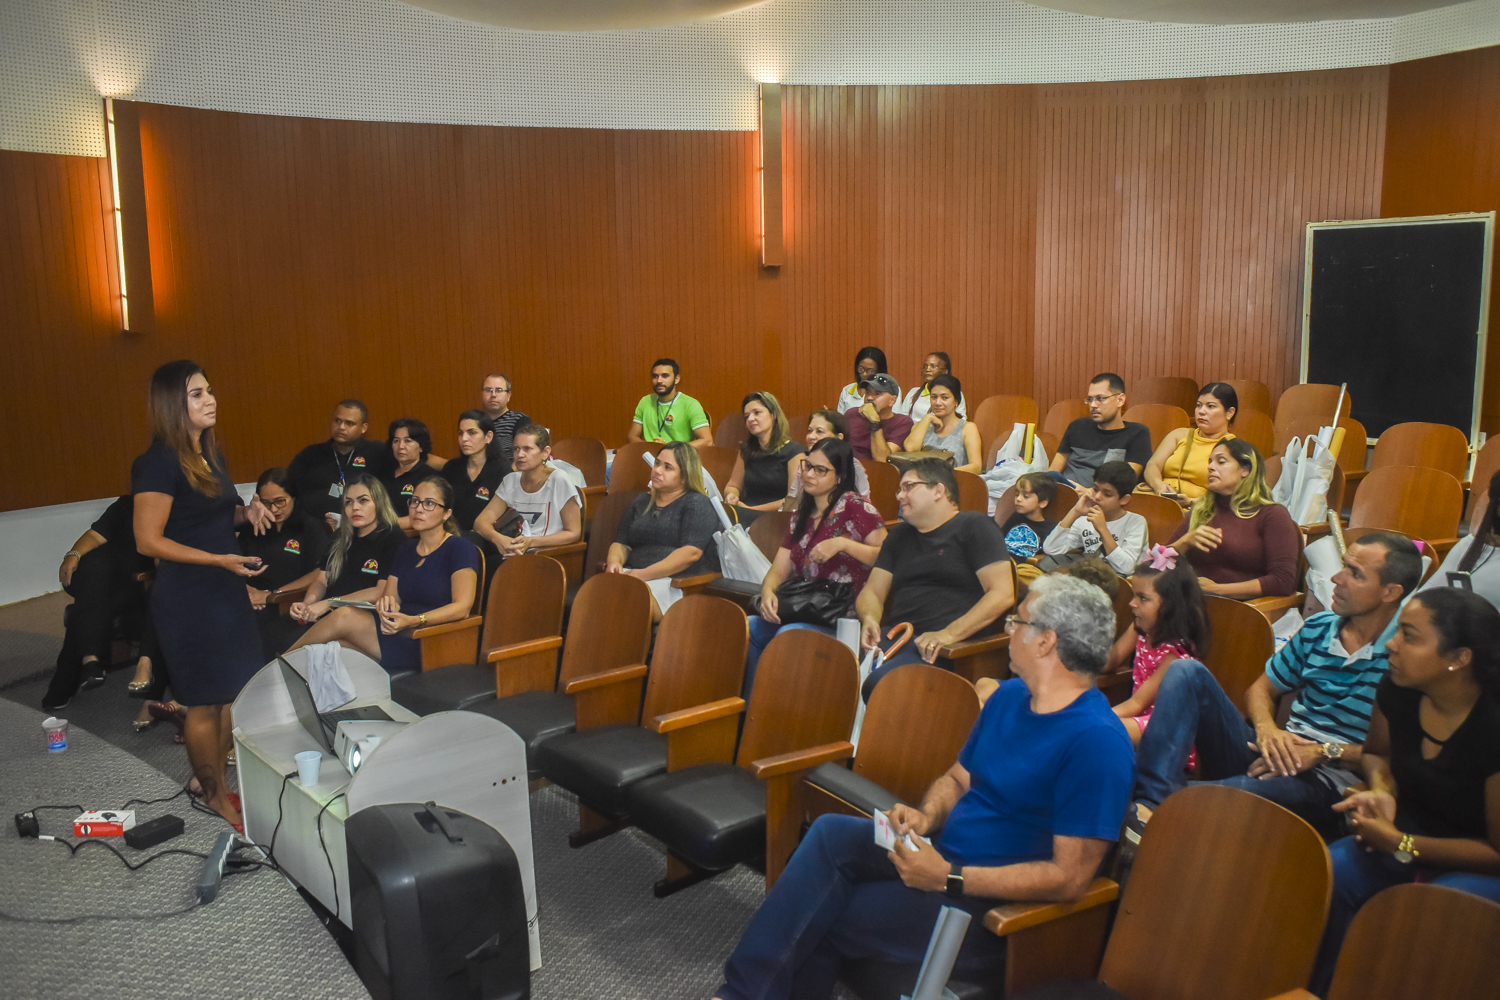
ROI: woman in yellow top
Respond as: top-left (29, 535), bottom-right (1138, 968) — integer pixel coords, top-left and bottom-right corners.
top-left (1142, 382), bottom-right (1238, 507)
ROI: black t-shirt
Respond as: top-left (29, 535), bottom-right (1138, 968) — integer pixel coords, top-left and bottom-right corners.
top-left (237, 512), bottom-right (331, 592)
top-left (741, 440), bottom-right (806, 506)
top-left (615, 491), bottom-right (721, 576)
top-left (1056, 419), bottom-right (1153, 487)
top-left (325, 526), bottom-right (405, 599)
top-left (286, 438), bottom-right (389, 518)
top-left (1000, 512), bottom-right (1057, 561)
top-left (1379, 677), bottom-right (1500, 839)
top-left (874, 511), bottom-right (1010, 636)
top-left (381, 461), bottom-right (434, 518)
top-left (90, 495), bottom-right (153, 577)
top-left (442, 455), bottom-right (510, 532)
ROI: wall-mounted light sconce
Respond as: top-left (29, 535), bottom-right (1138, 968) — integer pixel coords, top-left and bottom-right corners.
top-left (103, 98), bottom-right (153, 331)
top-left (759, 82), bottom-right (783, 267)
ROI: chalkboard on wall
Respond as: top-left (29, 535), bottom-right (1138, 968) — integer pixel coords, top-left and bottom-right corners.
top-left (1301, 213), bottom-right (1494, 441)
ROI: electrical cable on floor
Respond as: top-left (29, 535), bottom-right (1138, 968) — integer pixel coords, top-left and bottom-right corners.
top-left (0, 901), bottom-right (205, 924)
top-left (316, 792), bottom-right (348, 919)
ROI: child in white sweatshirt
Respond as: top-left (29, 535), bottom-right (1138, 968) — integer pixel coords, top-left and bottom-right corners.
top-left (1041, 461), bottom-right (1148, 575)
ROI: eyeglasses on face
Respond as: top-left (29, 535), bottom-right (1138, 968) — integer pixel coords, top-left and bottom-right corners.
top-left (482, 387), bottom-right (509, 395)
top-left (1084, 393), bottom-right (1121, 405)
top-left (409, 498), bottom-right (449, 512)
top-left (896, 480), bottom-right (935, 496)
top-left (1003, 614), bottom-right (1035, 632)
top-left (800, 460), bottom-right (836, 476)
top-left (258, 496), bottom-right (291, 511)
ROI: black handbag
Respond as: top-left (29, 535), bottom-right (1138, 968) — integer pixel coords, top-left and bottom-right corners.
top-left (760, 576), bottom-right (854, 629)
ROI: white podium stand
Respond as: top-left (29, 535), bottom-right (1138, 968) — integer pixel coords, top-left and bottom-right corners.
top-left (233, 648), bottom-right (541, 969)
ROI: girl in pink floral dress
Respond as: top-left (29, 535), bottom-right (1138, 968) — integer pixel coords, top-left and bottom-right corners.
top-left (1107, 550), bottom-right (1209, 748)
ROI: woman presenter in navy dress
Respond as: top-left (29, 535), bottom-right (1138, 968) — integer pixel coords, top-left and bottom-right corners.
top-left (132, 361), bottom-right (272, 830)
top-left (290, 476), bottom-right (479, 675)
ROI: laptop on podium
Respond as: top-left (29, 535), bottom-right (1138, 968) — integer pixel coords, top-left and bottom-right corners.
top-left (277, 656), bottom-right (392, 753)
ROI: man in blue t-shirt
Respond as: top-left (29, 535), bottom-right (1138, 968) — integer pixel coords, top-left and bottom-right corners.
top-left (714, 575), bottom-right (1134, 1000)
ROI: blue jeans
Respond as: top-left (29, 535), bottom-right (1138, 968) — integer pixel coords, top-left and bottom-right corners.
top-left (1133, 659), bottom-right (1344, 840)
top-left (746, 617), bottom-right (836, 698)
top-left (718, 814), bottom-right (1006, 1000)
top-left (1309, 835), bottom-right (1500, 995)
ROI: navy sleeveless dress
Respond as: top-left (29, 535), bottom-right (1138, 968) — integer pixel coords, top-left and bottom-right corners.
top-left (131, 441), bottom-right (265, 706)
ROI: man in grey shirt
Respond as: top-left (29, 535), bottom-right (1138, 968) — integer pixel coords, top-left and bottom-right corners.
top-left (1050, 372), bottom-right (1152, 487)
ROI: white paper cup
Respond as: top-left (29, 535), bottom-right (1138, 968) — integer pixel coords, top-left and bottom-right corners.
top-left (295, 749), bottom-right (322, 786)
top-left (43, 717), bottom-right (68, 752)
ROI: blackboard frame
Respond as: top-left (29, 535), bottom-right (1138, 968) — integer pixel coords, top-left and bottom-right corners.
top-left (1300, 212), bottom-right (1494, 447)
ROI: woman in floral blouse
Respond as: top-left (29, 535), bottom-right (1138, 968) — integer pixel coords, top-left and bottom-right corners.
top-left (745, 438), bottom-right (888, 694)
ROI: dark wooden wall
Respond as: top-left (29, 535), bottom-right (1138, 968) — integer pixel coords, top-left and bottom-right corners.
top-left (2, 50), bottom-right (1493, 512)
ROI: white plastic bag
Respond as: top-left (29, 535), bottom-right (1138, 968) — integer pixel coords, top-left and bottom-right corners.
top-left (545, 458), bottom-right (588, 491)
top-left (983, 422), bottom-right (1050, 505)
top-left (1274, 435), bottom-right (1336, 526)
top-left (693, 456), bottom-right (771, 584)
top-left (849, 644), bottom-right (885, 751)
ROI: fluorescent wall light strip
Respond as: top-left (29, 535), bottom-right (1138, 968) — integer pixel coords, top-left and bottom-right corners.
top-left (105, 97), bottom-right (130, 330)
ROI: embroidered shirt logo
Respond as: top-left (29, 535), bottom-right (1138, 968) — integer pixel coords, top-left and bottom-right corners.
top-left (476, 487), bottom-right (491, 500)
top-left (401, 484), bottom-right (415, 496)
top-left (352, 456), bottom-right (366, 467)
top-left (361, 559), bottom-right (380, 574)
top-left (284, 539), bottom-right (301, 554)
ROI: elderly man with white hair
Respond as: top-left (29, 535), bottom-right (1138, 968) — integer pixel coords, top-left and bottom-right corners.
top-left (712, 574), bottom-right (1136, 1000)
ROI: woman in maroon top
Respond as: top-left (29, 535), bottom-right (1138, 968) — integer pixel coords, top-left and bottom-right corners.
top-left (744, 438), bottom-right (888, 694)
top-left (1167, 437), bottom-right (1300, 599)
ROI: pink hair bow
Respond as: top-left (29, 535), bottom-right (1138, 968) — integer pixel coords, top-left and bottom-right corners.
top-left (1142, 544), bottom-right (1178, 571)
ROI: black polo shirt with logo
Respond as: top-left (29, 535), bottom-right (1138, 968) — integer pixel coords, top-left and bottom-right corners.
top-left (286, 438), bottom-right (389, 518)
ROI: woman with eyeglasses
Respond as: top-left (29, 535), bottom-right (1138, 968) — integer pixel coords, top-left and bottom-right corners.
top-left (288, 474), bottom-right (404, 627)
top-left (237, 467), bottom-right (330, 658)
top-left (836, 347), bottom-right (888, 415)
top-left (745, 439), bottom-right (887, 693)
top-left (724, 391), bottom-right (806, 518)
top-left (781, 409), bottom-right (870, 510)
top-left (896, 351), bottom-right (969, 422)
top-left (290, 476), bottom-right (479, 674)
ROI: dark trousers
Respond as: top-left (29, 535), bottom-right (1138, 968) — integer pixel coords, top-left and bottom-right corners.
top-left (718, 814), bottom-right (1005, 1000)
top-left (47, 552), bottom-right (160, 702)
top-left (861, 638), bottom-right (935, 702)
top-left (1133, 659), bottom-right (1344, 841)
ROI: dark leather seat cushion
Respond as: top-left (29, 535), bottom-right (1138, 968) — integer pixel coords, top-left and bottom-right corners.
top-left (701, 578), bottom-right (760, 612)
top-left (468, 690), bottom-right (576, 778)
top-left (806, 762), bottom-right (901, 816)
top-left (628, 763), bottom-right (766, 872)
top-left (536, 725), bottom-right (667, 816)
top-left (389, 664), bottom-right (496, 716)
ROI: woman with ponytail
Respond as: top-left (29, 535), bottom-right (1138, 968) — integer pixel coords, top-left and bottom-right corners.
top-left (1310, 586), bottom-right (1500, 994)
top-left (131, 360), bottom-right (273, 831)
top-left (290, 476), bottom-right (478, 675)
top-left (1167, 437), bottom-right (1300, 599)
top-left (1421, 467), bottom-right (1500, 612)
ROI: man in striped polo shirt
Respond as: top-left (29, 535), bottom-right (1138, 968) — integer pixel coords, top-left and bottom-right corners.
top-left (1126, 532), bottom-right (1423, 842)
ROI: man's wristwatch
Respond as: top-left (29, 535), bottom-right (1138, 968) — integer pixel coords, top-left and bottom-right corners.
top-left (1394, 834), bottom-right (1420, 864)
top-left (945, 863), bottom-right (964, 898)
top-left (1320, 742), bottom-right (1345, 761)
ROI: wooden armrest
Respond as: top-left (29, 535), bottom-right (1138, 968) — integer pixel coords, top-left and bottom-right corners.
top-left (580, 485), bottom-right (606, 498)
top-left (651, 697), bottom-right (745, 734)
top-left (486, 635), bottom-right (564, 663)
top-left (563, 662), bottom-right (648, 694)
top-left (670, 571), bottom-right (722, 593)
top-left (1299, 522), bottom-right (1331, 540)
top-left (940, 634), bottom-right (1010, 658)
top-left (751, 741), bottom-right (855, 780)
top-left (271, 587), bottom-right (308, 606)
top-left (546, 541), bottom-right (587, 556)
top-left (1429, 537), bottom-right (1459, 559)
top-left (1264, 990), bottom-right (1317, 1000)
top-left (1248, 593), bottom-right (1304, 617)
top-left (1343, 468), bottom-right (1369, 484)
top-left (983, 878), bottom-right (1119, 937)
top-left (412, 615), bottom-right (482, 639)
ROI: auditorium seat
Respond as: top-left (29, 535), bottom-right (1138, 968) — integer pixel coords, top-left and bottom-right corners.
top-left (992, 481), bottom-right (1078, 530)
top-left (1346, 465), bottom-right (1463, 556)
top-left (1232, 408), bottom-right (1276, 457)
top-left (411, 541), bottom-right (487, 672)
top-left (1128, 491), bottom-right (1187, 547)
top-left (1274, 384), bottom-right (1352, 450)
top-left (1341, 526), bottom-right (1438, 586)
top-left (1042, 399), bottom-right (1088, 442)
top-left (627, 629), bottom-right (858, 894)
top-left (609, 441), bottom-right (664, 493)
top-left (537, 594), bottom-right (747, 848)
top-left (937, 560), bottom-right (1018, 683)
top-left (1267, 883), bottom-right (1500, 1000)
top-left (1201, 595), bottom-right (1275, 714)
top-left (697, 510), bottom-right (793, 609)
top-left (954, 469), bottom-right (989, 514)
top-left (1123, 403), bottom-right (1189, 451)
top-left (715, 411), bottom-right (751, 448)
top-left (1264, 453), bottom-right (1346, 524)
top-left (1464, 435), bottom-right (1500, 524)
top-left (572, 489), bottom-right (641, 600)
top-left (1274, 416), bottom-right (1367, 482)
top-left (973, 394), bottom-right (1040, 468)
top-left (864, 460), bottom-right (901, 523)
top-left (1131, 376), bottom-right (1199, 413)
top-left (1223, 379), bottom-right (1273, 416)
top-left (391, 553), bottom-right (566, 715)
top-left (697, 445), bottom-right (739, 496)
top-left (1344, 421), bottom-right (1469, 509)
top-left (549, 436), bottom-right (607, 524)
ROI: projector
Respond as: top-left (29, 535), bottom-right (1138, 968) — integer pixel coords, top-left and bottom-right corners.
top-left (335, 720), bottom-right (405, 774)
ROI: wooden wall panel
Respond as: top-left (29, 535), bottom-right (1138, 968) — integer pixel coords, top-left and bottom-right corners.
top-left (1382, 46), bottom-right (1500, 437)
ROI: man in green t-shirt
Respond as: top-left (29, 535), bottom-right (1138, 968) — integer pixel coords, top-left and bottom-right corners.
top-left (625, 358), bottom-right (713, 449)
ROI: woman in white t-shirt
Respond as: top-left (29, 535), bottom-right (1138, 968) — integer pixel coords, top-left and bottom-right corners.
top-left (1421, 470), bottom-right (1500, 613)
top-left (473, 423), bottom-right (582, 559)
top-left (835, 346), bottom-right (888, 414)
top-left (896, 351), bottom-right (969, 422)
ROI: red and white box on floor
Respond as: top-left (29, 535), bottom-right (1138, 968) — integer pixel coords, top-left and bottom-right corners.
top-left (73, 810), bottom-right (136, 837)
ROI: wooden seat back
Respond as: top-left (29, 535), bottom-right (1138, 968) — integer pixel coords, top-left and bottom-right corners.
top-left (992, 481), bottom-right (1078, 529)
top-left (1131, 376), bottom-right (1199, 414)
top-left (641, 595), bottom-right (748, 720)
top-left (1222, 379), bottom-right (1272, 416)
top-left (1123, 403), bottom-right (1190, 451)
top-left (1368, 421), bottom-right (1470, 481)
top-left (1202, 594), bottom-right (1274, 714)
top-left (1043, 399), bottom-right (1089, 440)
top-left (1275, 415), bottom-right (1367, 475)
top-left (1470, 434), bottom-right (1500, 494)
top-left (1111, 578), bottom-right (1135, 638)
top-left (1099, 785), bottom-right (1332, 1000)
top-left (1325, 883), bottom-right (1500, 1000)
top-left (557, 572), bottom-right (653, 688)
top-left (747, 510), bottom-right (793, 560)
top-left (1275, 384), bottom-right (1353, 446)
top-left (583, 489), bottom-right (642, 581)
top-left (786, 413), bottom-right (810, 440)
top-left (480, 553), bottom-right (564, 657)
top-left (864, 461), bottom-right (901, 522)
top-left (854, 664), bottom-right (980, 806)
top-left (973, 394), bottom-right (1040, 468)
top-left (1348, 466), bottom-right (1463, 543)
top-left (550, 437), bottom-right (606, 486)
top-left (736, 629), bottom-right (858, 770)
top-left (954, 469), bottom-right (989, 514)
top-left (609, 442), bottom-right (663, 493)
top-left (1130, 492), bottom-right (1187, 548)
top-left (1232, 409), bottom-right (1275, 457)
top-left (697, 445), bottom-right (740, 496)
top-left (1341, 527), bottom-right (1439, 586)
top-left (714, 412), bottom-right (750, 448)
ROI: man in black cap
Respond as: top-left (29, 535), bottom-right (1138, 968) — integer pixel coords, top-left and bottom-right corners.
top-left (846, 374), bottom-right (913, 463)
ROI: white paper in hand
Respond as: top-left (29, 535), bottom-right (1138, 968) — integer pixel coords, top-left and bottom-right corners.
top-left (874, 811), bottom-right (927, 851)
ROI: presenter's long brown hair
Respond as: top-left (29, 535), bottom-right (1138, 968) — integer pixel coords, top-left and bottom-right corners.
top-left (149, 359), bottom-right (222, 496)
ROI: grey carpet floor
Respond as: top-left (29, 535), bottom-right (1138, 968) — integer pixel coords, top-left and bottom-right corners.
top-left (0, 593), bottom-right (780, 1000)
